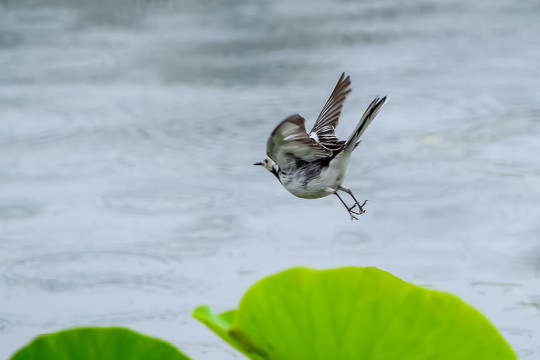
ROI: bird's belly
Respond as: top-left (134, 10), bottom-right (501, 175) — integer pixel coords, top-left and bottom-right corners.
top-left (280, 166), bottom-right (345, 199)
top-left (285, 183), bottom-right (330, 199)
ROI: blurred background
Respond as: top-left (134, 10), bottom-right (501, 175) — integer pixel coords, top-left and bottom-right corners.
top-left (0, 0), bottom-right (539, 358)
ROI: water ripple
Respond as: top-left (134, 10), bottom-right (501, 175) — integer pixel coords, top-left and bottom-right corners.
top-left (166, 215), bottom-right (240, 259)
top-left (0, 198), bottom-right (41, 219)
top-left (0, 30), bottom-right (20, 48)
top-left (81, 308), bottom-right (182, 324)
top-left (102, 181), bottom-right (242, 215)
top-left (0, 317), bottom-right (9, 333)
top-left (0, 292), bottom-right (185, 327)
top-left (3, 251), bottom-right (175, 290)
top-left (0, 107), bottom-right (91, 148)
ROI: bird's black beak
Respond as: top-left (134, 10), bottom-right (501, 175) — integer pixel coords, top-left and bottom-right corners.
top-left (253, 162), bottom-right (263, 166)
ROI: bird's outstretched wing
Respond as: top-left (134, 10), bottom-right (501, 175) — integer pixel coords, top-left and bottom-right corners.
top-left (267, 114), bottom-right (332, 169)
top-left (308, 72), bottom-right (351, 151)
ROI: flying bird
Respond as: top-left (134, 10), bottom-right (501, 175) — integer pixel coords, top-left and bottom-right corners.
top-left (254, 73), bottom-right (386, 220)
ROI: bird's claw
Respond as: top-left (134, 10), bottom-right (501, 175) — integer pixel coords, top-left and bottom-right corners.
top-left (347, 200), bottom-right (368, 220)
top-left (335, 190), bottom-right (368, 221)
top-left (349, 200), bottom-right (368, 214)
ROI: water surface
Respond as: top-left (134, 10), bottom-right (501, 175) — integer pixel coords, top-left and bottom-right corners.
top-left (0, 0), bottom-right (539, 358)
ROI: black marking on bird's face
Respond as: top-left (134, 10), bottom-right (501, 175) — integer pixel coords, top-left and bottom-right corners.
top-left (259, 156), bottom-right (281, 181)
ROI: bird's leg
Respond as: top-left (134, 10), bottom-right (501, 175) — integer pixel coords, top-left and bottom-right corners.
top-left (334, 191), bottom-right (359, 220)
top-left (338, 186), bottom-right (368, 215)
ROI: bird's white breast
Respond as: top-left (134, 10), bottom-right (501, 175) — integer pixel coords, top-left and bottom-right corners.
top-left (279, 152), bottom-right (350, 199)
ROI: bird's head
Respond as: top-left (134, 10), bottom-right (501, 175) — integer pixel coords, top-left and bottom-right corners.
top-left (253, 156), bottom-right (280, 179)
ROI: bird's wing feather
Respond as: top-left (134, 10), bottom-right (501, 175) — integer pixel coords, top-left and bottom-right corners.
top-left (308, 72), bottom-right (351, 151)
top-left (267, 114), bottom-right (332, 169)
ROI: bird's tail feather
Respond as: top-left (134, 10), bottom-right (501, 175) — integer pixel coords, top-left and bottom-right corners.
top-left (344, 96), bottom-right (387, 152)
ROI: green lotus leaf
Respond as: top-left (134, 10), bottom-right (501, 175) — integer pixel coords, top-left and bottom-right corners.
top-left (193, 266), bottom-right (516, 360)
top-left (10, 327), bottom-right (190, 360)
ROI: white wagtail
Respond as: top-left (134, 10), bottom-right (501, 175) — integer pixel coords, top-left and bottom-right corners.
top-left (254, 73), bottom-right (387, 220)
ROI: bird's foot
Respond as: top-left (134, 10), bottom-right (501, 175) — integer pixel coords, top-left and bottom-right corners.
top-left (335, 191), bottom-right (368, 221)
top-left (346, 205), bottom-right (363, 220)
top-left (348, 200), bottom-right (367, 217)
top-left (348, 211), bottom-right (359, 221)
